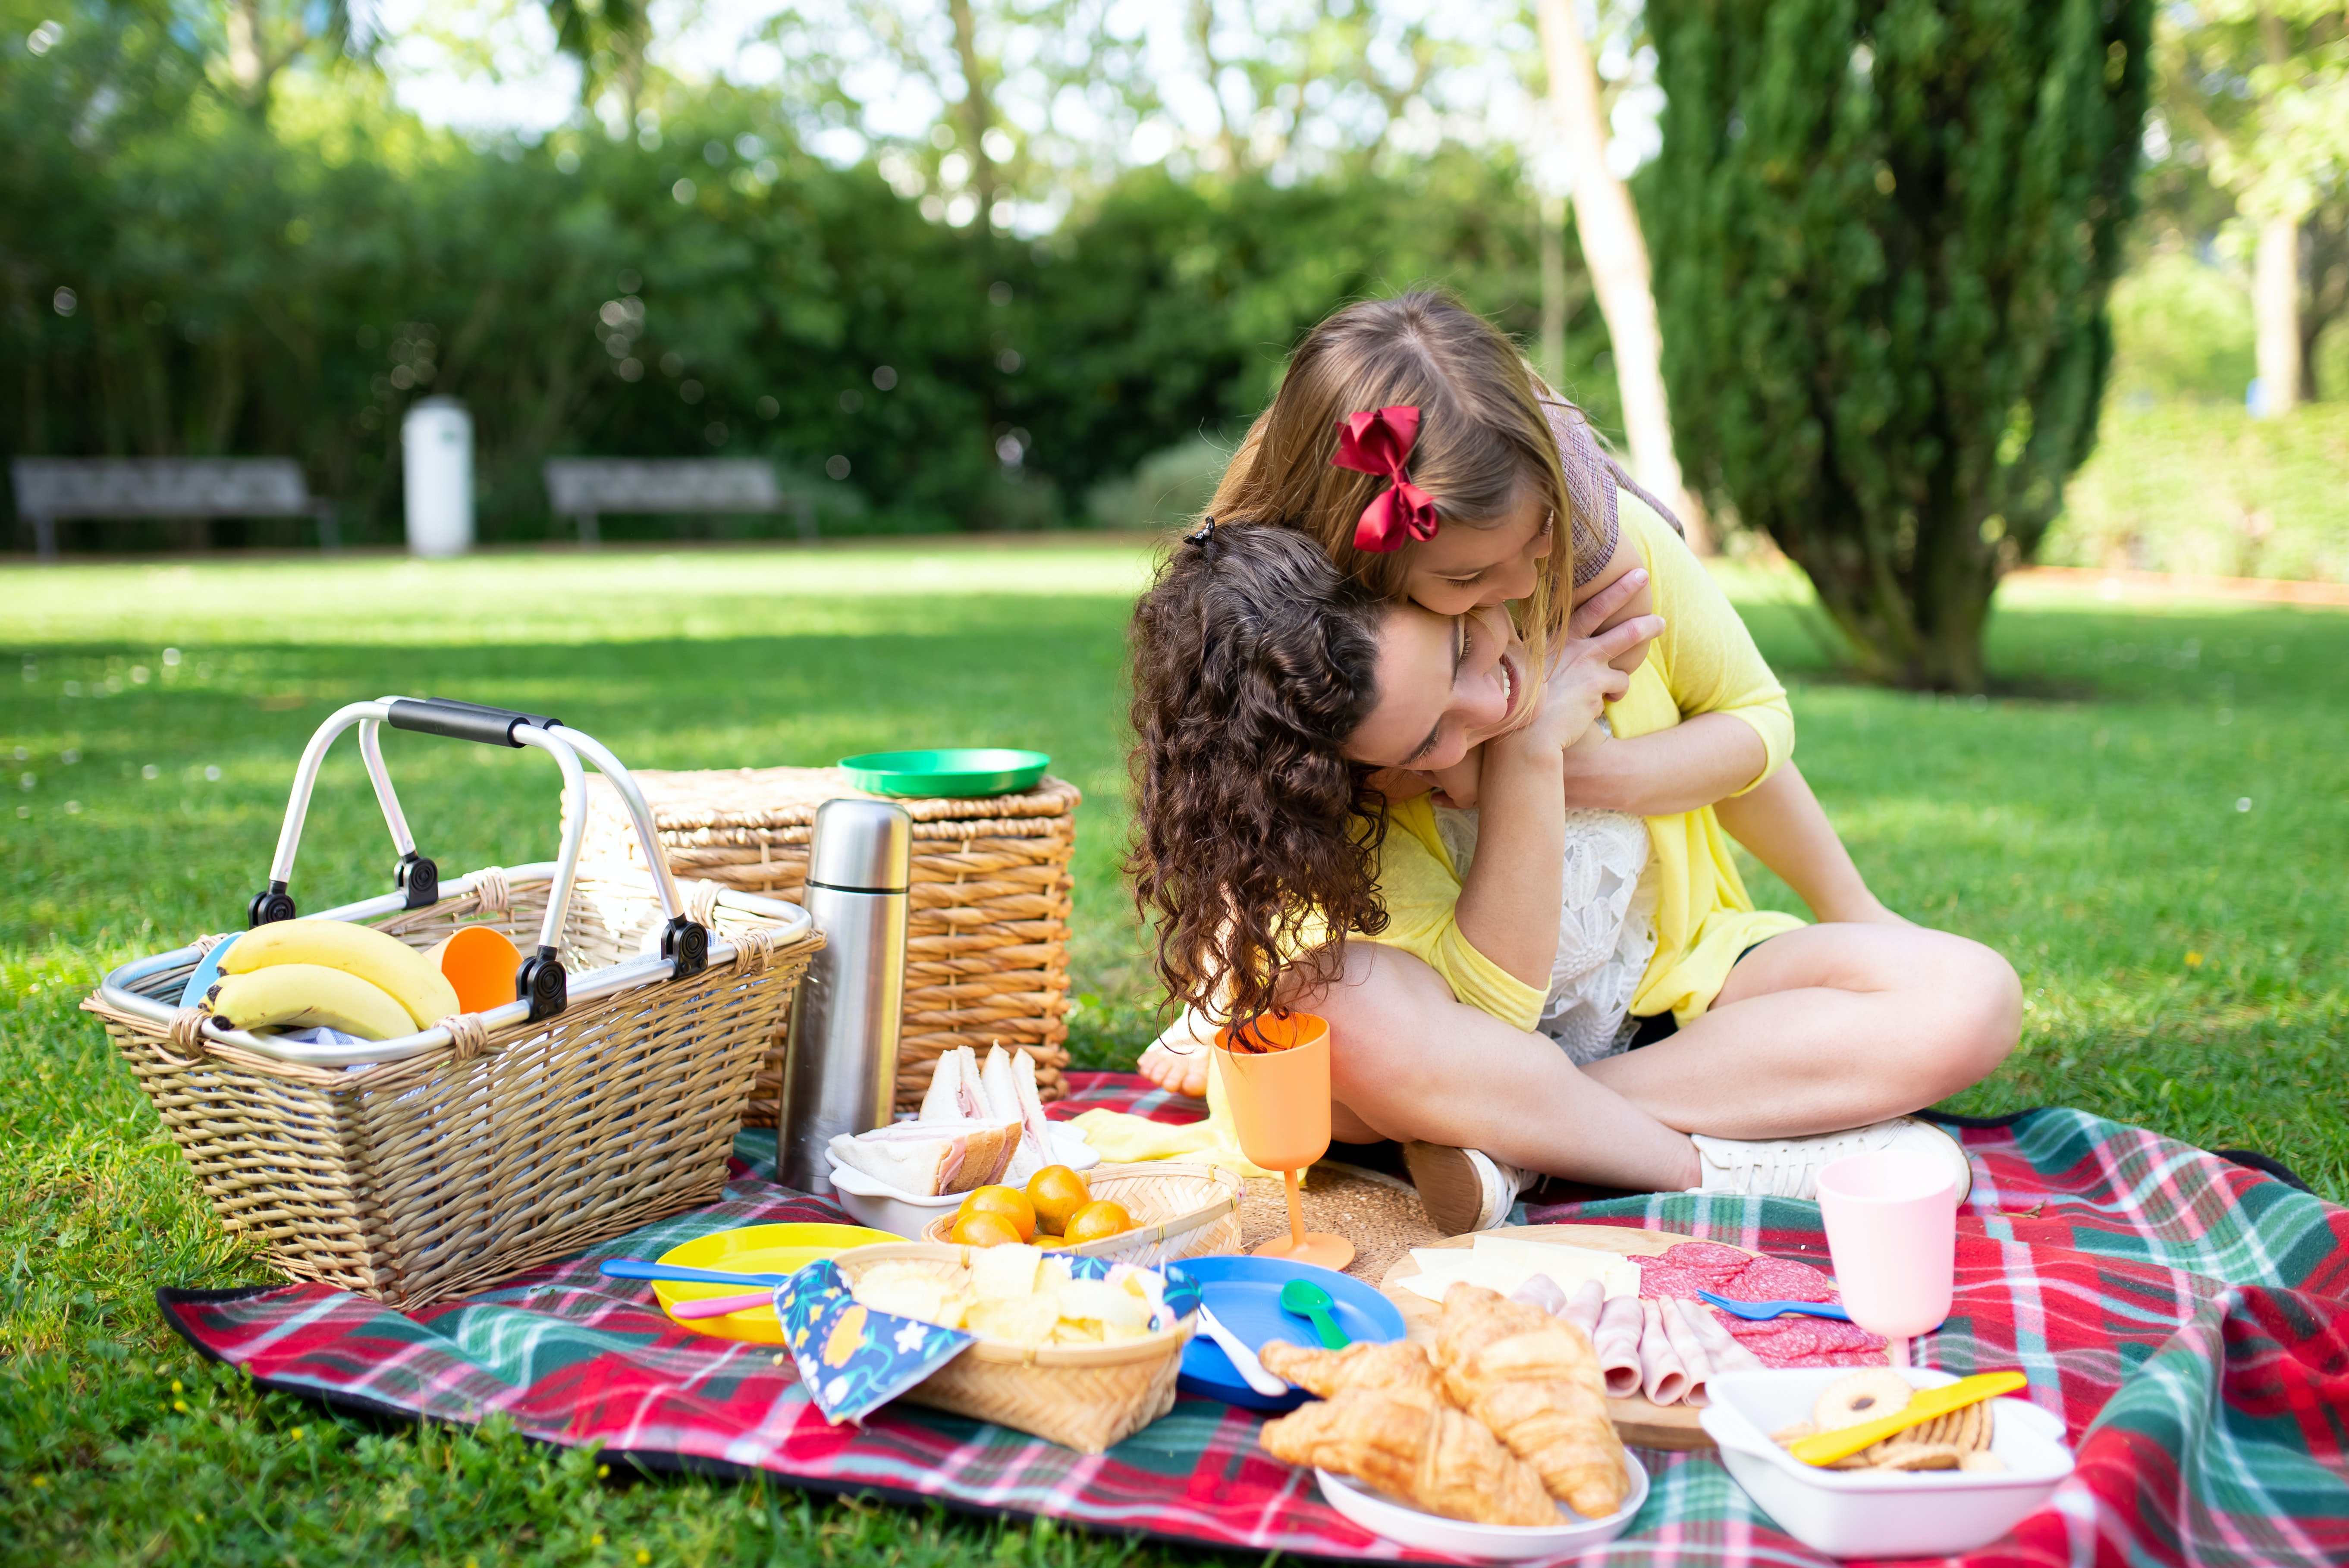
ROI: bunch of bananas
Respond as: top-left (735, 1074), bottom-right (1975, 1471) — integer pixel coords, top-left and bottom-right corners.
top-left (202, 921), bottom-right (460, 1041)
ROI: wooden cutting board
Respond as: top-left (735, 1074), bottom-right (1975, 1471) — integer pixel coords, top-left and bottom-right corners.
top-left (1376, 1223), bottom-right (1759, 1451)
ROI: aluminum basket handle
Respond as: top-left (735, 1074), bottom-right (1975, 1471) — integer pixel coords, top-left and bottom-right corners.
top-left (253, 699), bottom-right (707, 1021)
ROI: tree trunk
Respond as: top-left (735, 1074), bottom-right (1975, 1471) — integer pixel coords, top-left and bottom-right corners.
top-left (2249, 0), bottom-right (2301, 417)
top-left (1191, 0), bottom-right (1243, 174)
top-left (1538, 192), bottom-right (1567, 390)
top-left (2253, 209), bottom-right (2302, 414)
top-left (1534, 0), bottom-right (1710, 552)
top-left (946, 0), bottom-right (998, 224)
top-left (226, 0), bottom-right (270, 112)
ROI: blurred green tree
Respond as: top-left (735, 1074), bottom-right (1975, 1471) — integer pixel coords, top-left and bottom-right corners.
top-left (1647, 0), bottom-right (2153, 690)
top-left (3, 2), bottom-right (1613, 549)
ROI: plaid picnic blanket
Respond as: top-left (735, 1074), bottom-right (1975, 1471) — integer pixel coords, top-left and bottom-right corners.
top-left (160, 1075), bottom-right (2349, 1566)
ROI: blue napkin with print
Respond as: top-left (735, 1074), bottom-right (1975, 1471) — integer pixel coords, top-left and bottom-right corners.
top-left (774, 1259), bottom-right (974, 1425)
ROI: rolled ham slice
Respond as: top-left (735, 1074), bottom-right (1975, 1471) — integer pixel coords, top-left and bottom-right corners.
top-left (1593, 1292), bottom-right (1645, 1398)
top-left (1510, 1274), bottom-right (1570, 1318)
top-left (1686, 1296), bottom-right (1765, 1375)
top-left (1561, 1278), bottom-right (1605, 1341)
top-left (1660, 1297), bottom-right (1715, 1406)
top-left (1637, 1298), bottom-right (1690, 1406)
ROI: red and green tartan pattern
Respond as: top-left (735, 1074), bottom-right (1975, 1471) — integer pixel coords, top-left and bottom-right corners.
top-left (160, 1076), bottom-right (2349, 1566)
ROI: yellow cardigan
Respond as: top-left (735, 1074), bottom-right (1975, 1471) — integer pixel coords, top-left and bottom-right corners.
top-left (1363, 496), bottom-right (1806, 1029)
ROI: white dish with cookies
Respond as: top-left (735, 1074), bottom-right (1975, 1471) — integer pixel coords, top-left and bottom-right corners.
top-left (1699, 1367), bottom-right (2075, 1559)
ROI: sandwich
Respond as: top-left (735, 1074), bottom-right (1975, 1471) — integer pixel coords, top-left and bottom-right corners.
top-left (828, 1118), bottom-right (1021, 1198)
top-left (917, 1044), bottom-right (1057, 1184)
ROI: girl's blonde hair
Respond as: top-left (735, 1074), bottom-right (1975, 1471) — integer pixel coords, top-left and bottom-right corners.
top-left (1204, 290), bottom-right (1580, 665)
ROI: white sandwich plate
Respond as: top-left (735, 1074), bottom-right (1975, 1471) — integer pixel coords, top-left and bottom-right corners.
top-left (825, 1125), bottom-right (1096, 1239)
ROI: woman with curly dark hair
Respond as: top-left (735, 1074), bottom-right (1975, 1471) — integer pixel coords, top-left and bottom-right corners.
top-left (1102, 292), bottom-right (2019, 1223)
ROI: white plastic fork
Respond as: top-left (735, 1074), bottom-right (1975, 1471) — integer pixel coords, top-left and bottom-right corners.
top-left (1196, 1302), bottom-right (1290, 1398)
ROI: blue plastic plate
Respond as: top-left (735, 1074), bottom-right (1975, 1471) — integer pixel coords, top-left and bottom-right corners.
top-left (1172, 1256), bottom-right (1407, 1413)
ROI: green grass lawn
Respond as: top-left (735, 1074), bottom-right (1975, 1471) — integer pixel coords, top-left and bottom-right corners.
top-left (4, 543), bottom-right (2343, 1564)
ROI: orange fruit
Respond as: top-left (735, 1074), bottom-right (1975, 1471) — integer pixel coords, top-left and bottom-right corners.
top-left (1064, 1199), bottom-right (1134, 1244)
top-left (1026, 1165), bottom-right (1091, 1231)
top-left (948, 1210), bottom-right (1025, 1248)
top-left (955, 1184), bottom-right (1036, 1242)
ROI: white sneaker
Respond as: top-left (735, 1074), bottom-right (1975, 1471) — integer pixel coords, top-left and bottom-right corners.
top-left (1687, 1117), bottom-right (1974, 1203)
top-left (1404, 1143), bottom-right (1533, 1234)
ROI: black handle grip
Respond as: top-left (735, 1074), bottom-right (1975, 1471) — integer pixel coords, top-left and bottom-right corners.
top-left (386, 698), bottom-right (561, 749)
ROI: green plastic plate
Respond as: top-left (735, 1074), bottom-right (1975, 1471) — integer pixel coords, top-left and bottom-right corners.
top-left (838, 748), bottom-right (1050, 799)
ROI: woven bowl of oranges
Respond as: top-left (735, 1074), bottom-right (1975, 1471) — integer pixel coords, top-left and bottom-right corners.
top-left (923, 1161), bottom-right (1244, 1267)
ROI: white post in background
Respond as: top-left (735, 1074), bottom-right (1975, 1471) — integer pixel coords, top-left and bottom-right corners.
top-left (402, 397), bottom-right (474, 557)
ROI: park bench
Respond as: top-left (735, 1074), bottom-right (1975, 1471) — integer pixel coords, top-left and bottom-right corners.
top-left (10, 457), bottom-right (337, 561)
top-left (542, 458), bottom-right (813, 545)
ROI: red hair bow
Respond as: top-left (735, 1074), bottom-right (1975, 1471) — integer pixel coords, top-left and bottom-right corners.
top-left (1331, 405), bottom-right (1438, 552)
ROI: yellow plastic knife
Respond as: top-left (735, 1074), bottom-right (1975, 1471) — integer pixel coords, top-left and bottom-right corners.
top-left (1787, 1371), bottom-right (2029, 1467)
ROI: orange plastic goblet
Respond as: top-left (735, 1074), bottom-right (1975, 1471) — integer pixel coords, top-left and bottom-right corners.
top-left (1213, 1012), bottom-right (1354, 1272)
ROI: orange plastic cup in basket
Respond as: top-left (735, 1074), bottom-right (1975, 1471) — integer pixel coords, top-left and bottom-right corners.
top-left (427, 925), bottom-right (524, 1014)
top-left (1211, 1012), bottom-right (1353, 1272)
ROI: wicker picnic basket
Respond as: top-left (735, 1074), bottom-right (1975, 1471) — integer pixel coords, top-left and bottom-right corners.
top-left (834, 1242), bottom-right (1195, 1454)
top-left (569, 765), bottom-right (1077, 1118)
top-left (919, 1163), bottom-right (1244, 1267)
top-left (85, 700), bottom-right (821, 1309)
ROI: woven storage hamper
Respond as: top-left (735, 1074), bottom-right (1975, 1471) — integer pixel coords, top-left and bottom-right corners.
top-left (835, 1243), bottom-right (1194, 1454)
top-left (86, 699), bottom-right (822, 1310)
top-left (88, 871), bottom-right (818, 1309)
top-left (570, 766), bottom-right (1078, 1118)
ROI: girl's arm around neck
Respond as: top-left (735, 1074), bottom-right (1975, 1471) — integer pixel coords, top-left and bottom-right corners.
top-left (1555, 710), bottom-right (1768, 815)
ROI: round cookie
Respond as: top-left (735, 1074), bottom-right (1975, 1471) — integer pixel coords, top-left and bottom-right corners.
top-left (1813, 1369), bottom-right (1914, 1431)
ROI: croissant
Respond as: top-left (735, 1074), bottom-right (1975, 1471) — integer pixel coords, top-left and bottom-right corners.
top-left (1258, 1388), bottom-right (1559, 1528)
top-left (1258, 1339), bottom-right (1445, 1407)
top-left (1433, 1283), bottom-right (1630, 1519)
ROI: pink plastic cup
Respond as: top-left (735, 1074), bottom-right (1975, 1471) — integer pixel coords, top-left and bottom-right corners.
top-left (1817, 1150), bottom-right (1958, 1368)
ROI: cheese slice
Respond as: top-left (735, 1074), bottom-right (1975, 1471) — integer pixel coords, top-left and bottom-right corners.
top-left (1396, 1237), bottom-right (1642, 1305)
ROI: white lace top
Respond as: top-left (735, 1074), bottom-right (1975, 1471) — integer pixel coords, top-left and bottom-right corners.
top-left (1431, 793), bottom-right (1659, 1067)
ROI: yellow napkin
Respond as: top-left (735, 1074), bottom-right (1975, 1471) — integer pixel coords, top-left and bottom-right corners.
top-left (1070, 1051), bottom-right (1289, 1182)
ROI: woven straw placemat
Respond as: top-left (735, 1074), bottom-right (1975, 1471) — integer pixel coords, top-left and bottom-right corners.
top-left (1234, 1164), bottom-right (1442, 1283)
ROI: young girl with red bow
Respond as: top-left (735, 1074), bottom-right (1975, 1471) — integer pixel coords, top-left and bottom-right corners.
top-left (1124, 292), bottom-right (2017, 1227)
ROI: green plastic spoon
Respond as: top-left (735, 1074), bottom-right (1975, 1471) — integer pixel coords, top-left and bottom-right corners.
top-left (1279, 1277), bottom-right (1350, 1350)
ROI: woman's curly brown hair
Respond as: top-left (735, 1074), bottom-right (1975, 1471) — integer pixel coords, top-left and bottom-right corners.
top-left (1127, 525), bottom-right (1394, 1037)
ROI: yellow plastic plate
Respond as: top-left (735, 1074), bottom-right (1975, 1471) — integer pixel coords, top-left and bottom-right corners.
top-left (652, 1223), bottom-right (896, 1344)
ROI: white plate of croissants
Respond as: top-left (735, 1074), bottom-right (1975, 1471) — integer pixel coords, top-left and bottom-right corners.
top-left (1256, 1282), bottom-right (1650, 1557)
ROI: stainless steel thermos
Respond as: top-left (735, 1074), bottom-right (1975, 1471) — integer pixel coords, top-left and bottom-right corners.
top-left (777, 798), bottom-right (912, 1194)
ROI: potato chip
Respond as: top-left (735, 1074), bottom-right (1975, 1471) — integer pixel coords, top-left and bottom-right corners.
top-left (967, 1294), bottom-right (1061, 1344)
top-left (1049, 1279), bottom-right (1149, 1330)
top-left (970, 1244), bottom-right (1044, 1301)
top-left (849, 1263), bottom-right (977, 1327)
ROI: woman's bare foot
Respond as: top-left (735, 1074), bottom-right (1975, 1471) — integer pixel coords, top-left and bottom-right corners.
top-left (1136, 1038), bottom-right (1211, 1099)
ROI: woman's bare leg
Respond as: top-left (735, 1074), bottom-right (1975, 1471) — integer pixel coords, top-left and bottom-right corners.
top-left (1284, 942), bottom-right (1703, 1192)
top-left (1582, 923), bottom-right (2019, 1138)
